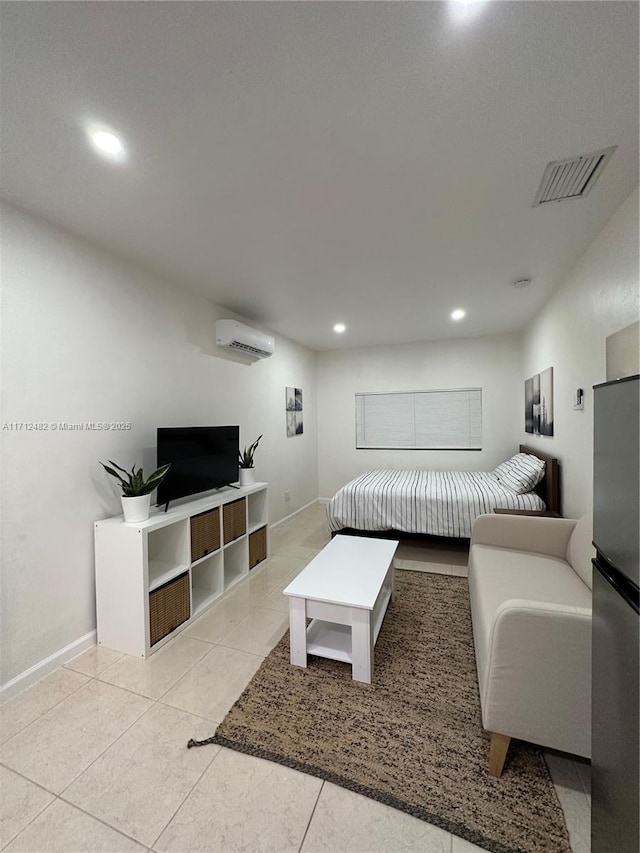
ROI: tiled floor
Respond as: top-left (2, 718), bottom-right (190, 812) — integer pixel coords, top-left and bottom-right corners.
top-left (0, 502), bottom-right (591, 853)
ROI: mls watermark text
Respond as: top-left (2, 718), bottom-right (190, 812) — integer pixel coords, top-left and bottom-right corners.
top-left (2, 422), bottom-right (132, 432)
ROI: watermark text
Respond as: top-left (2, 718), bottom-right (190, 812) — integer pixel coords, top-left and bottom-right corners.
top-left (2, 422), bottom-right (132, 432)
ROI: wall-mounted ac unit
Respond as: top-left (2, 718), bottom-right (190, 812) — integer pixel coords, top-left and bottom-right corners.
top-left (215, 320), bottom-right (275, 361)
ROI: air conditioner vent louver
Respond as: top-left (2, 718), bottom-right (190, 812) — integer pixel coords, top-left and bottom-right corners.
top-left (215, 320), bottom-right (274, 361)
top-left (533, 146), bottom-right (616, 206)
top-left (228, 340), bottom-right (271, 358)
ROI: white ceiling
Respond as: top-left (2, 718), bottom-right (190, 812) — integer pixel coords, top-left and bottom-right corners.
top-left (1, 2), bottom-right (638, 351)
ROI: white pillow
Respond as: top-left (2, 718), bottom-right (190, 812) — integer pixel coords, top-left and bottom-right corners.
top-left (491, 458), bottom-right (515, 481)
top-left (493, 453), bottom-right (546, 494)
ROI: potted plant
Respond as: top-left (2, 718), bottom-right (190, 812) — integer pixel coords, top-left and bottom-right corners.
top-left (100, 460), bottom-right (171, 523)
top-left (238, 435), bottom-right (262, 487)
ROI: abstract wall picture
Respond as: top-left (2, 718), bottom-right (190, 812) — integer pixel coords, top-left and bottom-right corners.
top-left (532, 373), bottom-right (541, 434)
top-left (525, 376), bottom-right (535, 434)
top-left (525, 368), bottom-right (553, 436)
top-left (286, 387), bottom-right (303, 435)
top-left (286, 412), bottom-right (296, 437)
top-left (538, 367), bottom-right (554, 436)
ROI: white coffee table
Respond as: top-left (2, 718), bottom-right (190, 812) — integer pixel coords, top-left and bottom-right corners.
top-left (282, 534), bottom-right (398, 683)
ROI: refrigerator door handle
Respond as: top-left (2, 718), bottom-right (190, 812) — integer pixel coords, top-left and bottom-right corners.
top-left (593, 555), bottom-right (639, 614)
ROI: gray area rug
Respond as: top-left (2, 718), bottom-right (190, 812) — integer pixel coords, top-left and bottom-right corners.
top-left (204, 571), bottom-right (571, 853)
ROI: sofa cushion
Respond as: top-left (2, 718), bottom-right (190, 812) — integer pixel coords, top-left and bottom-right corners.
top-left (469, 544), bottom-right (592, 695)
top-left (566, 512), bottom-right (594, 590)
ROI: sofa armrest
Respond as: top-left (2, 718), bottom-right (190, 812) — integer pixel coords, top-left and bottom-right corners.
top-left (470, 514), bottom-right (577, 559)
top-left (480, 599), bottom-right (592, 757)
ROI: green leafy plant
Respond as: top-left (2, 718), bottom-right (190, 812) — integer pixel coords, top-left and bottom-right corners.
top-left (239, 435), bottom-right (262, 469)
top-left (100, 460), bottom-right (171, 497)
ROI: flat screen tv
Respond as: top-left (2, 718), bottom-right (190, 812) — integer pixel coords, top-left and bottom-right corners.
top-left (156, 426), bottom-right (239, 507)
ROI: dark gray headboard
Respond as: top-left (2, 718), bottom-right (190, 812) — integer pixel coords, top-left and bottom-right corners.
top-left (520, 444), bottom-right (560, 515)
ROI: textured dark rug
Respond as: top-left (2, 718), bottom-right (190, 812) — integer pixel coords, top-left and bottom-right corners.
top-left (200, 571), bottom-right (571, 853)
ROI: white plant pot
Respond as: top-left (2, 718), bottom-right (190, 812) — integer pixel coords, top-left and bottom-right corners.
top-left (239, 467), bottom-right (255, 487)
top-left (121, 494), bottom-right (151, 523)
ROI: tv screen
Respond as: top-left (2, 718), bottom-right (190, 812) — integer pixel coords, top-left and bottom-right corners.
top-left (156, 426), bottom-right (239, 506)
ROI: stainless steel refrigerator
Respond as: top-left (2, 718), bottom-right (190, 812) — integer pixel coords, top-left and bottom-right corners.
top-left (592, 374), bottom-right (639, 853)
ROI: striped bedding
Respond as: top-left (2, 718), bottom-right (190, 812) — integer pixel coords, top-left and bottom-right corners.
top-left (326, 469), bottom-right (545, 539)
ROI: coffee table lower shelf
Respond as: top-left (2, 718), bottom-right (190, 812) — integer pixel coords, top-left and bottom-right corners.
top-left (305, 583), bottom-right (393, 664)
top-left (295, 581), bottom-right (392, 682)
top-left (306, 621), bottom-right (352, 663)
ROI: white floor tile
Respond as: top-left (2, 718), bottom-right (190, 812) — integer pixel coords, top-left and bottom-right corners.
top-left (300, 530), bottom-right (331, 549)
top-left (154, 747), bottom-right (322, 853)
top-left (552, 784), bottom-right (591, 853)
top-left (0, 668), bottom-right (89, 744)
top-left (222, 571), bottom-right (281, 608)
top-left (183, 596), bottom-right (252, 644)
top-left (0, 680), bottom-right (151, 794)
top-left (545, 751), bottom-right (591, 853)
top-left (574, 757), bottom-right (591, 798)
top-left (3, 799), bottom-right (146, 853)
top-left (219, 606), bottom-right (288, 656)
top-left (271, 530), bottom-right (321, 556)
top-left (64, 645), bottom-right (124, 677)
top-left (0, 766), bottom-right (55, 848)
top-left (97, 635), bottom-right (212, 700)
top-left (257, 554), bottom-right (304, 582)
top-left (545, 751), bottom-right (584, 792)
top-left (63, 703), bottom-right (218, 847)
top-left (271, 542), bottom-right (319, 560)
top-left (301, 781), bottom-right (451, 853)
top-left (259, 579), bottom-right (291, 613)
top-left (161, 644), bottom-right (262, 722)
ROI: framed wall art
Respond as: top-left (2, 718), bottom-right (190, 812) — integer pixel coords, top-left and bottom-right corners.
top-left (525, 368), bottom-right (553, 436)
top-left (286, 387), bottom-right (303, 436)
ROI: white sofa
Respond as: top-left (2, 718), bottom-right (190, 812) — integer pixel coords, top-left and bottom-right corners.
top-left (468, 513), bottom-right (593, 777)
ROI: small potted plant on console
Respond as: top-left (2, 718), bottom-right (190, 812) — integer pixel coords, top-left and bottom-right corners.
top-left (100, 460), bottom-right (171, 523)
top-left (238, 435), bottom-right (262, 486)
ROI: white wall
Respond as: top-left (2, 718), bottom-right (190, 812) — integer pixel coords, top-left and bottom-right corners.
top-left (0, 203), bottom-right (318, 688)
top-left (521, 187), bottom-right (639, 518)
top-left (317, 334), bottom-right (522, 498)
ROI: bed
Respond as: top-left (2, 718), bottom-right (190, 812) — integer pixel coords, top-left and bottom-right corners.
top-left (326, 445), bottom-right (560, 539)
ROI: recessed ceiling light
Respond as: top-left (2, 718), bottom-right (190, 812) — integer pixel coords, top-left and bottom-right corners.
top-left (333, 323), bottom-right (347, 334)
top-left (450, 308), bottom-right (466, 321)
top-left (449, 0), bottom-right (488, 24)
top-left (88, 128), bottom-right (126, 161)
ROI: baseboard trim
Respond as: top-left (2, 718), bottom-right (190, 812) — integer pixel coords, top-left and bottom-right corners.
top-left (2, 499), bottom-right (328, 702)
top-left (1, 630), bottom-right (96, 704)
top-left (270, 498), bottom-right (321, 530)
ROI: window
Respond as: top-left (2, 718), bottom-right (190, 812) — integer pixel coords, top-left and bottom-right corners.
top-left (355, 389), bottom-right (482, 450)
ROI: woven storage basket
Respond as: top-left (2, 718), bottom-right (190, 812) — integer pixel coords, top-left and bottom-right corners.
top-left (191, 508), bottom-right (221, 562)
top-left (249, 526), bottom-right (267, 569)
top-left (149, 572), bottom-right (190, 646)
top-left (223, 498), bottom-right (247, 544)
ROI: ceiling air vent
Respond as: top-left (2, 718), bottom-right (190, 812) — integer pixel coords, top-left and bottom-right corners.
top-left (533, 146), bottom-right (617, 207)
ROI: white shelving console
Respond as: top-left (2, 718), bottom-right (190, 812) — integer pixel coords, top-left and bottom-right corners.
top-left (94, 483), bottom-right (269, 658)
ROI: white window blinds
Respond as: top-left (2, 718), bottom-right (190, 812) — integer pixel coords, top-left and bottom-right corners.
top-left (355, 389), bottom-right (482, 450)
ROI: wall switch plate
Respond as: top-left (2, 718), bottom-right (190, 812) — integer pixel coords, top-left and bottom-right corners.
top-left (284, 490), bottom-right (290, 502)
top-left (573, 388), bottom-right (584, 410)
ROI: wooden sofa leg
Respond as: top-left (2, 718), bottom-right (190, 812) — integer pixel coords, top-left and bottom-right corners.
top-left (488, 733), bottom-right (511, 778)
